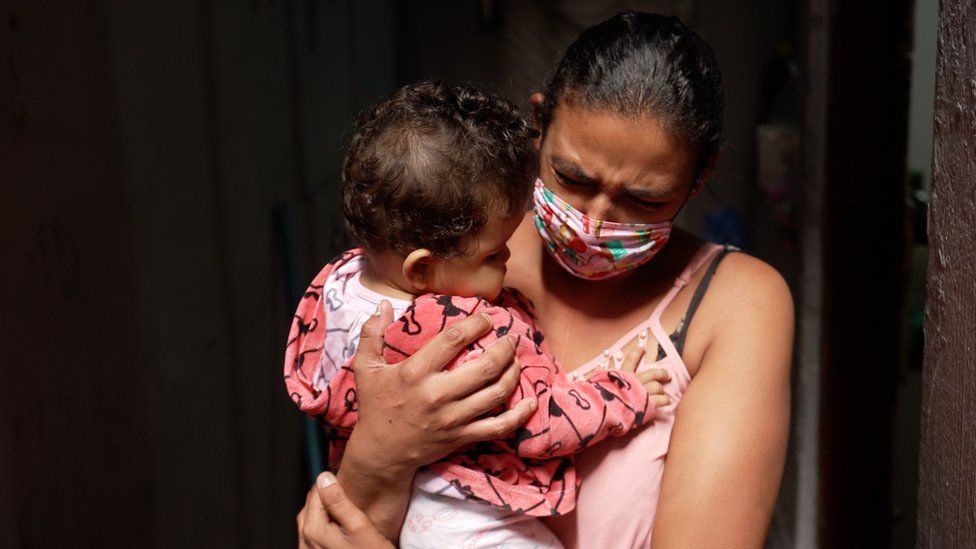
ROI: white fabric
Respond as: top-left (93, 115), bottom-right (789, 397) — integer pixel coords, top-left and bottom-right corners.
top-left (401, 473), bottom-right (564, 549)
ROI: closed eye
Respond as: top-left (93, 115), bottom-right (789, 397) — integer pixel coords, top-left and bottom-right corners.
top-left (628, 195), bottom-right (670, 210)
top-left (553, 170), bottom-right (594, 189)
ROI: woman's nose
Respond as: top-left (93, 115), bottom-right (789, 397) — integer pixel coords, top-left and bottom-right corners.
top-left (582, 194), bottom-right (615, 221)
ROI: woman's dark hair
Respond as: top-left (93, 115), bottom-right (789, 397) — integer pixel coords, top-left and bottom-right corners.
top-left (539, 11), bottom-right (724, 180)
top-left (342, 80), bottom-right (538, 258)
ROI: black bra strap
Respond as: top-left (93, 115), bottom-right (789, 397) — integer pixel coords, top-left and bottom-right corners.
top-left (673, 245), bottom-right (736, 356)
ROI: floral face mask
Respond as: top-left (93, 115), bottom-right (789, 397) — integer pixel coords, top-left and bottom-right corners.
top-left (532, 179), bottom-right (673, 280)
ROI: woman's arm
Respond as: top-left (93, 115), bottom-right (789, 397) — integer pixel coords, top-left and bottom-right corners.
top-left (328, 301), bottom-right (538, 542)
top-left (652, 255), bottom-right (793, 548)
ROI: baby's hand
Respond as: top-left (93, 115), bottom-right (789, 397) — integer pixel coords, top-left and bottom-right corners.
top-left (583, 328), bottom-right (673, 408)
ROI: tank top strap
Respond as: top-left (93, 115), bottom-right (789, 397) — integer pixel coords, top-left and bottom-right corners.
top-left (647, 243), bottom-right (726, 362)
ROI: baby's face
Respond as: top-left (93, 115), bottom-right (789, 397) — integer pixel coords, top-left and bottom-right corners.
top-left (426, 212), bottom-right (524, 301)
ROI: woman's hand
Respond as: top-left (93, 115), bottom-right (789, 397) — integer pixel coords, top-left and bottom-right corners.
top-left (344, 299), bottom-right (538, 473)
top-left (584, 328), bottom-right (674, 407)
top-left (297, 472), bottom-right (393, 549)
top-left (334, 300), bottom-right (538, 540)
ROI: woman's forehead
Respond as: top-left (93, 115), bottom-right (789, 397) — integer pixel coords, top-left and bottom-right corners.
top-left (544, 105), bottom-right (696, 190)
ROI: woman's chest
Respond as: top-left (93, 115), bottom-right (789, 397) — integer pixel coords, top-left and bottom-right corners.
top-left (531, 295), bottom-right (661, 371)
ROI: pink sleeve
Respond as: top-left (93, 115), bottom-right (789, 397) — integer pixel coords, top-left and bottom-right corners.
top-left (510, 354), bottom-right (650, 459)
top-left (282, 252), bottom-right (360, 430)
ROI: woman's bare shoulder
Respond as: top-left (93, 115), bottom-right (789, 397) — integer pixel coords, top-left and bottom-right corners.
top-left (706, 251), bottom-right (793, 323)
top-left (681, 248), bottom-right (794, 376)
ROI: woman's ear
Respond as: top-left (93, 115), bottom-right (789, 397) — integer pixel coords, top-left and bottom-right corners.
top-left (528, 92), bottom-right (545, 144)
top-left (692, 150), bottom-right (722, 197)
top-left (402, 249), bottom-right (434, 292)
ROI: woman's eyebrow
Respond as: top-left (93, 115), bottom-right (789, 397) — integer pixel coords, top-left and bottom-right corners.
top-left (624, 185), bottom-right (676, 200)
top-left (550, 156), bottom-right (597, 183)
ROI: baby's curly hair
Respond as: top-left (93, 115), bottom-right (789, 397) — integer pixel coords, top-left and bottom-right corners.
top-left (341, 80), bottom-right (539, 258)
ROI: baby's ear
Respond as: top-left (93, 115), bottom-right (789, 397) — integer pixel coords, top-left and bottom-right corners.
top-left (402, 249), bottom-right (434, 292)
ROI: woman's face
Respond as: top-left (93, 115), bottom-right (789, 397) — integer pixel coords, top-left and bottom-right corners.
top-left (537, 101), bottom-right (702, 225)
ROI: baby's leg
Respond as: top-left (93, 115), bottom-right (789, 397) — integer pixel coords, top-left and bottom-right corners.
top-left (400, 475), bottom-right (564, 549)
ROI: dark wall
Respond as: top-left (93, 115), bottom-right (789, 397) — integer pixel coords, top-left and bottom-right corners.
top-left (2, 0), bottom-right (394, 546)
top-left (0, 2), bottom-right (154, 546)
top-left (819, 0), bottom-right (914, 545)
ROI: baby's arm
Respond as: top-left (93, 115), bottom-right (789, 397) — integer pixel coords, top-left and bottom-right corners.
top-left (471, 298), bottom-right (653, 459)
top-left (377, 293), bottom-right (656, 459)
top-left (510, 353), bottom-right (651, 458)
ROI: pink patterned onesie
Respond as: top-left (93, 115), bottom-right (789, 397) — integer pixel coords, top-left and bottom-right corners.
top-left (284, 249), bottom-right (651, 547)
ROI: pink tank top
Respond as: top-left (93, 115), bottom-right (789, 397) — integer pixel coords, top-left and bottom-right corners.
top-left (543, 243), bottom-right (725, 548)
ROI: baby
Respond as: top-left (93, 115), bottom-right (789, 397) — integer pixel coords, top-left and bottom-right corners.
top-left (284, 81), bottom-right (666, 548)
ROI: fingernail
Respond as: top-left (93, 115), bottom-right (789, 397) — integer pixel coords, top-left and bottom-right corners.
top-left (615, 350), bottom-right (624, 363)
top-left (639, 329), bottom-right (648, 340)
top-left (638, 340), bottom-right (646, 350)
top-left (523, 398), bottom-right (537, 411)
top-left (667, 397), bottom-right (674, 405)
top-left (603, 349), bottom-right (610, 358)
top-left (317, 471), bottom-right (336, 489)
top-left (598, 360), bottom-right (607, 370)
top-left (480, 312), bottom-right (493, 326)
top-left (373, 305), bottom-right (381, 316)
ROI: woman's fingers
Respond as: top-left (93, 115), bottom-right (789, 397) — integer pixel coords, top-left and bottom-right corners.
top-left (408, 313), bottom-right (496, 376)
top-left (298, 477), bottom-right (340, 549)
top-left (315, 472), bottom-right (370, 534)
top-left (456, 397), bottom-right (537, 443)
top-left (313, 472), bottom-right (395, 548)
top-left (439, 334), bottom-right (517, 397)
top-left (353, 300), bottom-right (395, 374)
top-left (445, 356), bottom-right (522, 426)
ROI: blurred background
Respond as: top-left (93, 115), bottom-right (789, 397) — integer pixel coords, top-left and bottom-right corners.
top-left (0, 0), bottom-right (950, 547)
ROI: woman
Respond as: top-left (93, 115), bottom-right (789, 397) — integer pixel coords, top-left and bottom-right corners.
top-left (295, 11), bottom-right (792, 548)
